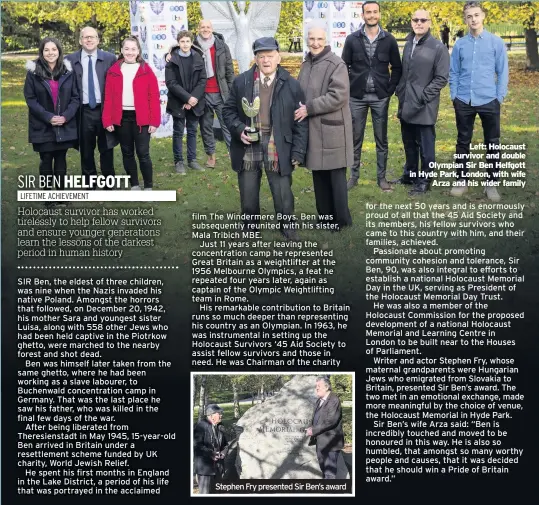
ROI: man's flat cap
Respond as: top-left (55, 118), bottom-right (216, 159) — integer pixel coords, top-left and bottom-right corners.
top-left (206, 404), bottom-right (224, 415)
top-left (253, 37), bottom-right (280, 54)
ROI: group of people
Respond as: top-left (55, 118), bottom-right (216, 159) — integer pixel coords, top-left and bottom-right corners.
top-left (23, 20), bottom-right (233, 196)
top-left (24, 27), bottom-right (160, 195)
top-left (194, 377), bottom-right (345, 493)
top-left (24, 1), bottom-right (509, 219)
top-left (341, 0), bottom-right (508, 203)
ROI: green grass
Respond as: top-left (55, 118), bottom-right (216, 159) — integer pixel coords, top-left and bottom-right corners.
top-left (2, 54), bottom-right (538, 295)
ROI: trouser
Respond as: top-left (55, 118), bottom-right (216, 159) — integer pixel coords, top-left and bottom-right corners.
top-left (349, 93), bottom-right (390, 182)
top-left (116, 111), bottom-right (153, 188)
top-left (80, 104), bottom-right (115, 183)
top-left (237, 168), bottom-right (294, 228)
top-left (39, 150), bottom-right (67, 189)
top-left (197, 475), bottom-right (215, 494)
top-left (200, 92), bottom-right (232, 154)
top-left (172, 113), bottom-right (199, 162)
top-left (453, 98), bottom-right (501, 181)
top-left (288, 40), bottom-right (301, 52)
top-left (312, 168), bottom-right (352, 229)
top-left (316, 447), bottom-right (339, 479)
top-left (400, 120), bottom-right (436, 185)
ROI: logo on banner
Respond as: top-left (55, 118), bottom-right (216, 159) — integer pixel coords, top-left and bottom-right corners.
top-left (169, 5), bottom-right (184, 11)
top-left (143, 53), bottom-right (149, 60)
top-left (150, 1), bottom-right (165, 15)
top-left (317, 1), bottom-right (328, 7)
top-left (333, 1), bottom-right (346, 11)
top-left (333, 40), bottom-right (344, 48)
top-left (350, 21), bottom-right (363, 32)
top-left (305, 1), bottom-right (315, 11)
top-left (140, 26), bottom-right (147, 43)
top-left (153, 54), bottom-right (167, 71)
top-left (332, 22), bottom-right (345, 28)
top-left (132, 25), bottom-right (138, 34)
top-left (152, 34), bottom-right (167, 40)
top-left (161, 112), bottom-right (171, 126)
top-left (352, 12), bottom-right (363, 19)
top-left (171, 25), bottom-right (181, 40)
top-left (171, 14), bottom-right (184, 23)
top-left (130, 1), bottom-right (138, 16)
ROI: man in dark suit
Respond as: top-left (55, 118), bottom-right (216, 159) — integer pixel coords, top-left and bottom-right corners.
top-left (194, 404), bottom-right (229, 494)
top-left (66, 27), bottom-right (117, 185)
top-left (306, 377), bottom-right (344, 479)
top-left (341, 1), bottom-right (402, 192)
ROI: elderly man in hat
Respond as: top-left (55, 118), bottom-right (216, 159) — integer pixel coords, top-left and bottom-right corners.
top-left (194, 404), bottom-right (229, 494)
top-left (223, 37), bottom-right (308, 242)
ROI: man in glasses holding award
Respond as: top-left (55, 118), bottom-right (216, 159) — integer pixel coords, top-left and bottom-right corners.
top-left (223, 37), bottom-right (308, 242)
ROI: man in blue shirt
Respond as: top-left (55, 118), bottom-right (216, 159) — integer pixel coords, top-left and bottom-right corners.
top-left (449, 2), bottom-right (508, 201)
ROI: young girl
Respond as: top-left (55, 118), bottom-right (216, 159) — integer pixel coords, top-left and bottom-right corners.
top-left (102, 36), bottom-right (160, 190)
top-left (24, 37), bottom-right (79, 204)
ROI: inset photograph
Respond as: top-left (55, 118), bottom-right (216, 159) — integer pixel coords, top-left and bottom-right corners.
top-left (190, 373), bottom-right (354, 496)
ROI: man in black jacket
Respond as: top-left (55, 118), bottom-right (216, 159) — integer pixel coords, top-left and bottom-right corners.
top-left (65, 27), bottom-right (117, 185)
top-left (393, 10), bottom-right (449, 195)
top-left (306, 377), bottom-right (344, 479)
top-left (223, 37), bottom-right (308, 242)
top-left (194, 20), bottom-right (235, 167)
top-left (341, 1), bottom-right (402, 192)
top-left (194, 404), bottom-right (229, 494)
top-left (165, 30), bottom-right (207, 174)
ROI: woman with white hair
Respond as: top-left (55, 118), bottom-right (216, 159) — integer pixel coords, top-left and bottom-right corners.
top-left (296, 23), bottom-right (353, 231)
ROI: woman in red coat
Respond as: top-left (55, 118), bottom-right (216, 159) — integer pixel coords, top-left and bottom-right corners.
top-left (102, 37), bottom-right (160, 190)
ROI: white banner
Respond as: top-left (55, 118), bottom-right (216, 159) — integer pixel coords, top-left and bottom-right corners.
top-left (303, 1), bottom-right (364, 58)
top-left (129, 1), bottom-right (188, 138)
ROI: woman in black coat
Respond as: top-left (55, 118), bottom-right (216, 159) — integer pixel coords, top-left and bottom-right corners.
top-left (23, 37), bottom-right (79, 202)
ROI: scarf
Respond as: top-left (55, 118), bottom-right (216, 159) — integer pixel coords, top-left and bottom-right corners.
top-left (196, 34), bottom-right (215, 79)
top-left (242, 68), bottom-right (279, 173)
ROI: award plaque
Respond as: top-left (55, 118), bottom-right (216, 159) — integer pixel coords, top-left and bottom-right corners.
top-left (241, 96), bottom-right (261, 143)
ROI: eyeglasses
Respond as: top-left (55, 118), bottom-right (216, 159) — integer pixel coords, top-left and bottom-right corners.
top-left (412, 18), bottom-right (430, 23)
top-left (82, 36), bottom-right (98, 40)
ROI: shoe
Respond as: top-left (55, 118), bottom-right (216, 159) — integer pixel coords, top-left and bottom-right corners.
top-left (131, 186), bottom-right (141, 191)
top-left (347, 178), bottom-right (358, 190)
top-left (390, 176), bottom-right (413, 185)
top-left (484, 186), bottom-right (501, 202)
top-left (281, 228), bottom-right (300, 242)
top-left (378, 179), bottom-right (393, 192)
top-left (449, 181), bottom-right (468, 197)
top-left (188, 160), bottom-right (205, 172)
top-left (175, 161), bottom-right (186, 175)
top-left (408, 183), bottom-right (429, 196)
top-left (206, 155), bottom-right (216, 168)
top-left (145, 188), bottom-right (152, 191)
